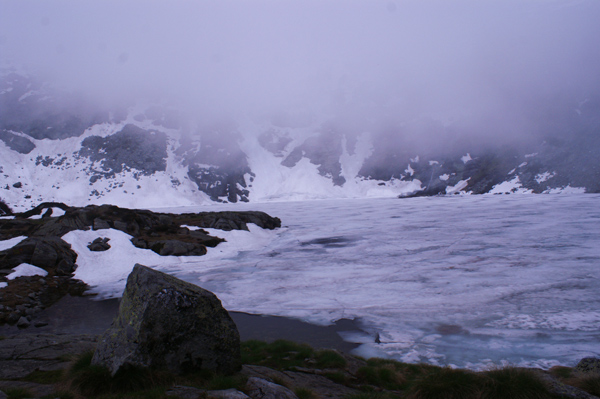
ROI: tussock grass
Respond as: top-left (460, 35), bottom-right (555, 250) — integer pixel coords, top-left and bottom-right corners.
top-left (21, 369), bottom-right (64, 384)
top-left (6, 339), bottom-right (587, 399)
top-left (561, 372), bottom-right (600, 397)
top-left (406, 367), bottom-right (483, 399)
top-left (241, 339), bottom-right (314, 369)
top-left (345, 393), bottom-right (398, 399)
top-left (294, 387), bottom-right (316, 399)
top-left (315, 349), bottom-right (347, 369)
top-left (482, 367), bottom-right (552, 399)
top-left (4, 387), bottom-right (34, 399)
top-left (64, 351), bottom-right (174, 397)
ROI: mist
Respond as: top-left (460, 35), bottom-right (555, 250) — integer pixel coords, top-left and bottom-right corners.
top-left (1, 0), bottom-right (599, 148)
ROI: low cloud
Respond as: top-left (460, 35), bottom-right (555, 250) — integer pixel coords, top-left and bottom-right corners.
top-left (1, 0), bottom-right (599, 150)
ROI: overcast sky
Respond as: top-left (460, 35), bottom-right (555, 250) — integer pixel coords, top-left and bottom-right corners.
top-left (1, 0), bottom-right (599, 143)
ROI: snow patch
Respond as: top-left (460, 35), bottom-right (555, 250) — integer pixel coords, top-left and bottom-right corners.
top-left (544, 185), bottom-right (586, 194)
top-left (461, 153), bottom-right (472, 164)
top-left (0, 236), bottom-right (27, 251)
top-left (439, 174), bottom-right (450, 181)
top-left (535, 172), bottom-right (556, 184)
top-left (6, 263), bottom-right (48, 279)
top-left (445, 179), bottom-right (470, 194)
top-left (489, 176), bottom-right (533, 194)
top-left (64, 224), bottom-right (277, 298)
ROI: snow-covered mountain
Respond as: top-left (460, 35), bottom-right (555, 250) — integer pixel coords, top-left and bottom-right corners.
top-left (1, 71), bottom-right (598, 212)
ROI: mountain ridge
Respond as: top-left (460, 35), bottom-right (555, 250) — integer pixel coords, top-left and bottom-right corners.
top-left (1, 72), bottom-right (598, 213)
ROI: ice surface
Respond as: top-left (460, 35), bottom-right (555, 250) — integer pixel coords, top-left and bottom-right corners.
top-left (72, 195), bottom-right (600, 369)
top-left (6, 263), bottom-right (48, 279)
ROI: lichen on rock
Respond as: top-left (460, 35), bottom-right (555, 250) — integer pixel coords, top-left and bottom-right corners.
top-left (92, 264), bottom-right (241, 376)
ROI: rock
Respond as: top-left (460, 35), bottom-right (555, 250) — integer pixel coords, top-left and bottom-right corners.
top-left (149, 239), bottom-right (207, 256)
top-left (208, 389), bottom-right (251, 399)
top-left (6, 313), bottom-right (19, 324)
top-left (533, 370), bottom-right (599, 399)
top-left (87, 237), bottom-right (111, 251)
top-left (242, 365), bottom-right (360, 399)
top-left (0, 333), bottom-right (97, 379)
top-left (93, 218), bottom-right (111, 230)
top-left (576, 358), bottom-right (600, 374)
top-left (0, 200), bottom-right (12, 216)
top-left (92, 264), bottom-right (241, 376)
top-left (246, 377), bottom-right (298, 399)
top-left (79, 124), bottom-right (168, 180)
top-left (0, 381), bottom-right (54, 399)
top-left (16, 316), bottom-right (30, 329)
top-left (0, 236), bottom-right (77, 273)
top-left (166, 385), bottom-right (207, 399)
top-left (0, 129), bottom-right (35, 154)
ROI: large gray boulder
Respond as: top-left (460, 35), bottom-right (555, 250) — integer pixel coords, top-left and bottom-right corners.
top-left (92, 264), bottom-right (241, 375)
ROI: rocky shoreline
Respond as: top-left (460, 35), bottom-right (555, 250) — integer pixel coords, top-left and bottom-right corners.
top-left (0, 201), bottom-right (281, 329)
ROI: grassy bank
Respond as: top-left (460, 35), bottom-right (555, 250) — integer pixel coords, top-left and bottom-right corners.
top-left (4, 339), bottom-right (599, 399)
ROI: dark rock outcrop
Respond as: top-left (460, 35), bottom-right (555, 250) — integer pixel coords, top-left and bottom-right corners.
top-left (0, 130), bottom-right (35, 154)
top-left (92, 264), bottom-right (241, 376)
top-left (0, 236), bottom-right (77, 275)
top-left (177, 122), bottom-right (253, 203)
top-left (0, 200), bottom-right (12, 216)
top-left (87, 237), bottom-right (111, 252)
top-left (79, 124), bottom-right (168, 181)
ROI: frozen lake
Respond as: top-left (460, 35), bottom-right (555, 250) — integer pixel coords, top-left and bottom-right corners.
top-left (66, 194), bottom-right (600, 369)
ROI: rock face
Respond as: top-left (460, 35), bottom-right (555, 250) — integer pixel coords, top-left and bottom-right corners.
top-left (92, 264), bottom-right (241, 376)
top-left (78, 124), bottom-right (168, 181)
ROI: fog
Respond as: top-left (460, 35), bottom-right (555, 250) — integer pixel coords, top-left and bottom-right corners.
top-left (1, 0), bottom-right (600, 147)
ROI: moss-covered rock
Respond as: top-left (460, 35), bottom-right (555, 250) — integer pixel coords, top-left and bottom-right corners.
top-left (92, 264), bottom-right (241, 376)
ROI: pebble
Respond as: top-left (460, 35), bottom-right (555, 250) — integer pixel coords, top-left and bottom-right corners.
top-left (16, 316), bottom-right (30, 329)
